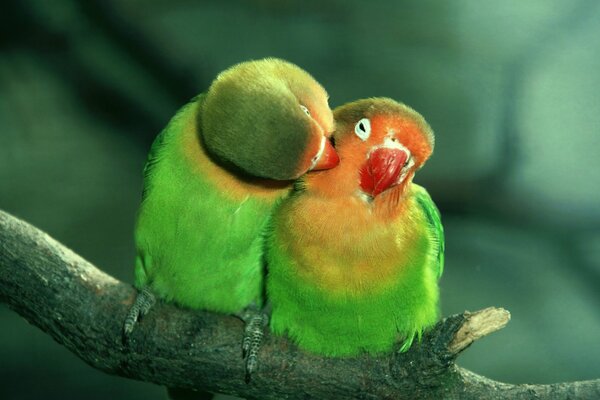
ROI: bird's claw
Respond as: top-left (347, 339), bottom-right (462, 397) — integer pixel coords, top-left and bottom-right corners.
top-left (242, 333), bottom-right (251, 358)
top-left (238, 307), bottom-right (269, 380)
top-left (123, 287), bottom-right (156, 340)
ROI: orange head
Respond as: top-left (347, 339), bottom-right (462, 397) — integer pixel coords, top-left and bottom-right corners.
top-left (308, 98), bottom-right (433, 201)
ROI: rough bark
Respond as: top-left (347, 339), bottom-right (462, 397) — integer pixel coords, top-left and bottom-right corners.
top-left (0, 209), bottom-right (598, 399)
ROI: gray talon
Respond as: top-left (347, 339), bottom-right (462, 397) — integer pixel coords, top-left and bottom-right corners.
top-left (123, 287), bottom-right (156, 339)
top-left (242, 334), bottom-right (251, 357)
top-left (238, 306), bottom-right (269, 379)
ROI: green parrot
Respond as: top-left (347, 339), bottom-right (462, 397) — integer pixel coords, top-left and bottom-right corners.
top-left (266, 97), bottom-right (444, 356)
top-left (124, 59), bottom-right (339, 372)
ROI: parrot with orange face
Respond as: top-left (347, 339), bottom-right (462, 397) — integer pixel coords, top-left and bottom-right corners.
top-left (266, 97), bottom-right (443, 356)
top-left (123, 59), bottom-right (338, 374)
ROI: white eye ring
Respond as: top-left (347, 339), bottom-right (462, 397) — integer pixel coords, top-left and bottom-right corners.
top-left (354, 118), bottom-right (371, 141)
top-left (300, 105), bottom-right (311, 116)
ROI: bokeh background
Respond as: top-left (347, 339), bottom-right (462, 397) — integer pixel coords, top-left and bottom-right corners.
top-left (1, 1), bottom-right (599, 399)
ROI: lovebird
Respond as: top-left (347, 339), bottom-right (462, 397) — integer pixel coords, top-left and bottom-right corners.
top-left (124, 59), bottom-right (338, 368)
top-left (266, 97), bottom-right (444, 356)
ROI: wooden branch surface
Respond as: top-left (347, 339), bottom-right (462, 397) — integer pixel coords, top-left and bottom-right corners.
top-left (1, 209), bottom-right (599, 399)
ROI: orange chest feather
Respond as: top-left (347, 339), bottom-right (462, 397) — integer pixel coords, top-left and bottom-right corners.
top-left (279, 192), bottom-right (426, 293)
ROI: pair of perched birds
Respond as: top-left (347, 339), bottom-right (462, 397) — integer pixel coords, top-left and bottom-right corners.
top-left (125, 58), bottom-right (444, 373)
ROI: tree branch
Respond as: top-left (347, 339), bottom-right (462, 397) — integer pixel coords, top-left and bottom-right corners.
top-left (0, 209), bottom-right (598, 399)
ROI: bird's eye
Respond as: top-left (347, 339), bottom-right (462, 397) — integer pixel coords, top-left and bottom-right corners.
top-left (354, 118), bottom-right (371, 141)
top-left (300, 105), bottom-right (311, 116)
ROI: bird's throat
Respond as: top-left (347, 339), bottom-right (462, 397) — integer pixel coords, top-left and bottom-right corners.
top-left (371, 179), bottom-right (413, 219)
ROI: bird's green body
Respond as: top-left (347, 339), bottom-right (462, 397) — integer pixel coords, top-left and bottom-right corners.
top-left (134, 96), bottom-right (286, 312)
top-left (267, 185), bottom-right (443, 355)
top-left (266, 98), bottom-right (444, 356)
top-left (132, 58), bottom-right (335, 315)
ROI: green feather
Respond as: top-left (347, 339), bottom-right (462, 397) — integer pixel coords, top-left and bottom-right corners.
top-left (266, 185), bottom-right (443, 356)
top-left (134, 96), bottom-right (279, 313)
top-left (414, 186), bottom-right (445, 278)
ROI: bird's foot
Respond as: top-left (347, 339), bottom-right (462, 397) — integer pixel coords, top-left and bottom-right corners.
top-left (123, 286), bottom-right (156, 340)
top-left (237, 305), bottom-right (270, 381)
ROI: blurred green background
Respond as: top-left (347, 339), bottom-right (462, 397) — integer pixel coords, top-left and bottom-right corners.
top-left (1, 0), bottom-right (599, 399)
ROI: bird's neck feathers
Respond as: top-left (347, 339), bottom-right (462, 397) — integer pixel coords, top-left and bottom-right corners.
top-left (171, 99), bottom-right (290, 202)
top-left (371, 175), bottom-right (415, 219)
top-left (303, 157), bottom-right (414, 221)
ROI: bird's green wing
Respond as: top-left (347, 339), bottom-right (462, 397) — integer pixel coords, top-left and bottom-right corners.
top-left (141, 94), bottom-right (206, 201)
top-left (140, 128), bottom-right (168, 201)
top-left (414, 186), bottom-right (445, 278)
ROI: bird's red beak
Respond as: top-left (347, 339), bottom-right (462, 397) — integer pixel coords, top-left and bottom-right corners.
top-left (359, 148), bottom-right (408, 197)
top-left (312, 139), bottom-right (340, 171)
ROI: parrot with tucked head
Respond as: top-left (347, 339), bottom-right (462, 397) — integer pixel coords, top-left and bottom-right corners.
top-left (124, 59), bottom-right (338, 373)
top-left (266, 97), bottom-right (443, 356)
